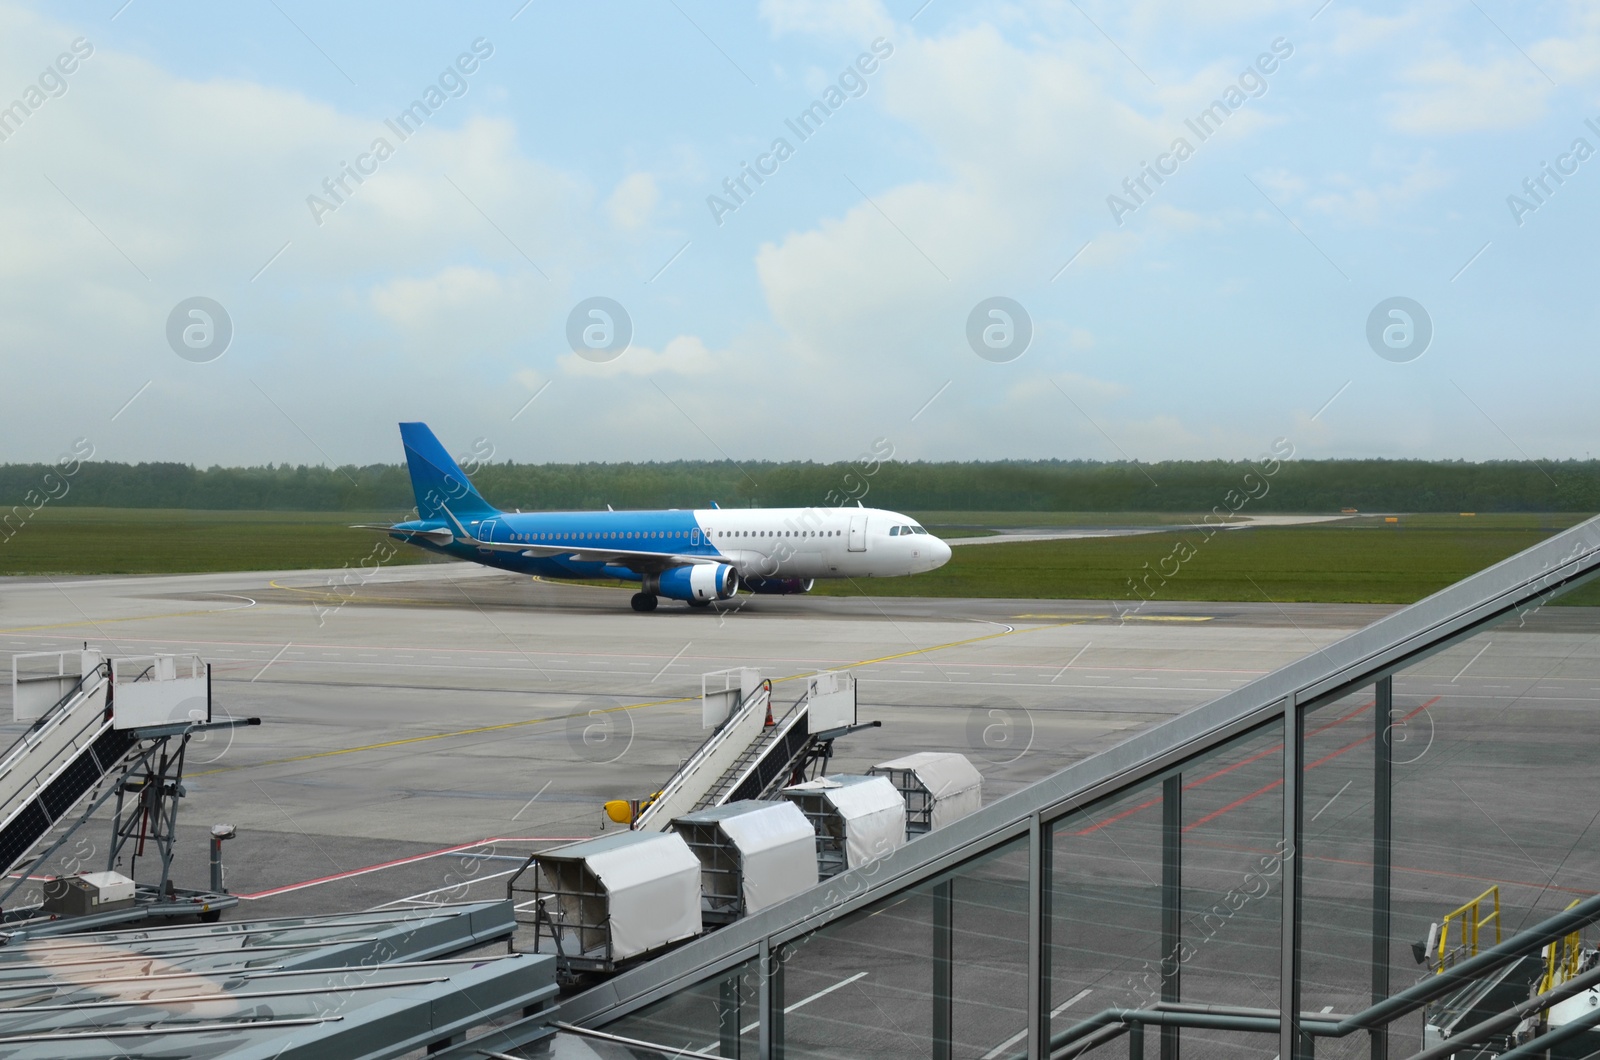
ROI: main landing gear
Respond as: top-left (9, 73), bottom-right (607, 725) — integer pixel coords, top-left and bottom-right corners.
top-left (687, 598), bottom-right (711, 609)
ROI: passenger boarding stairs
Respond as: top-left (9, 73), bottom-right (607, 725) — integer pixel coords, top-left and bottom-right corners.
top-left (632, 670), bottom-right (868, 831)
top-left (0, 651), bottom-right (257, 930)
top-left (0, 655), bottom-right (133, 877)
top-left (693, 689), bottom-right (812, 810)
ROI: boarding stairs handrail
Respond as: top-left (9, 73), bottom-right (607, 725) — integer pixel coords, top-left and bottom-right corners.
top-left (0, 682), bottom-right (128, 872)
top-left (693, 692), bottom-right (810, 811)
top-left (0, 672), bottom-right (115, 827)
top-left (632, 681), bottom-right (772, 831)
top-left (0, 665), bottom-right (104, 780)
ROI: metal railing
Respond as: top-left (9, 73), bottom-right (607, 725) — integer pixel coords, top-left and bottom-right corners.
top-left (1434, 885), bottom-right (1502, 974)
top-left (0, 664), bottom-right (103, 777)
top-left (631, 680), bottom-right (771, 830)
top-left (1031, 892), bottom-right (1600, 1059)
top-left (695, 689), bottom-right (809, 811)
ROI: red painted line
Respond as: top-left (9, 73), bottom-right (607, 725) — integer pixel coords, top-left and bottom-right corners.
top-left (234, 836), bottom-right (582, 900)
top-left (1182, 837), bottom-right (1597, 899)
top-left (1183, 698), bottom-right (1438, 833)
top-left (1075, 698), bottom-right (1380, 836)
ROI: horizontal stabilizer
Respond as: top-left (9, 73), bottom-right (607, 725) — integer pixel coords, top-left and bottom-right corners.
top-left (350, 523), bottom-right (455, 545)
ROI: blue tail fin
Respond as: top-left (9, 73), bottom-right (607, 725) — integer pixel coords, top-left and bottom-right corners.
top-left (399, 423), bottom-right (500, 523)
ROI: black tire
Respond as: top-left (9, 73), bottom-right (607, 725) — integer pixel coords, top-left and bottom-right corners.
top-left (687, 598), bottom-right (711, 609)
top-left (630, 593), bottom-right (658, 612)
top-left (198, 909), bottom-right (222, 923)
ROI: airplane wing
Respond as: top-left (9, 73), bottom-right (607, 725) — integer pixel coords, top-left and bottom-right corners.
top-left (361, 507), bottom-right (735, 575)
top-left (509, 542), bottom-right (733, 574)
top-left (350, 523), bottom-right (455, 545)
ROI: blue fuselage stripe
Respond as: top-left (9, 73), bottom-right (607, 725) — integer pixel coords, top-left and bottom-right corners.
top-left (401, 510), bottom-right (713, 579)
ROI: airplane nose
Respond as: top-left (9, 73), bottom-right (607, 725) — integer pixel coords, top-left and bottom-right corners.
top-left (931, 536), bottom-right (952, 569)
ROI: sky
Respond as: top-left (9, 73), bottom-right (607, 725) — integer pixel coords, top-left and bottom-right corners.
top-left (1, 0), bottom-right (1597, 469)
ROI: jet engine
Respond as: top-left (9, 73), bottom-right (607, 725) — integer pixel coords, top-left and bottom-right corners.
top-left (649, 564), bottom-right (740, 602)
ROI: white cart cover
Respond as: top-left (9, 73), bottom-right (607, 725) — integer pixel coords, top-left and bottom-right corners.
top-left (874, 751), bottom-right (984, 829)
top-left (550, 831), bottom-right (702, 961)
top-left (715, 801), bottom-right (818, 912)
top-left (785, 775), bottom-right (906, 868)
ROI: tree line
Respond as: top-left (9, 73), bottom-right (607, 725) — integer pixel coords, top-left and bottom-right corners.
top-left (2, 458), bottom-right (1597, 513)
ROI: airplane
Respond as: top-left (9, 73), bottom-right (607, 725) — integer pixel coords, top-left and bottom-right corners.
top-left (354, 422), bottom-right (952, 611)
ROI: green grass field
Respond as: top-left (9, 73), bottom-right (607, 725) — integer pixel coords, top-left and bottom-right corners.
top-left (0, 508), bottom-right (437, 576)
top-left (1, 508), bottom-right (1593, 606)
top-left (815, 513), bottom-right (1599, 605)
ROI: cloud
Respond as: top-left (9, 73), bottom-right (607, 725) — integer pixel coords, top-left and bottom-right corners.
top-left (558, 334), bottom-right (721, 377)
top-left (760, 0), bottom-right (894, 43)
top-left (606, 172), bottom-right (659, 231)
top-left (1303, 159), bottom-right (1449, 224)
top-left (1388, 54), bottom-right (1553, 134)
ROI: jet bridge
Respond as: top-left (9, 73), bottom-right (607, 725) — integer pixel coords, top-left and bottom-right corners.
top-left (0, 650), bottom-right (258, 936)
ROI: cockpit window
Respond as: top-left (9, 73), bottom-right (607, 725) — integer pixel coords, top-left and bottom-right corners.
top-left (912, 526), bottom-right (927, 534)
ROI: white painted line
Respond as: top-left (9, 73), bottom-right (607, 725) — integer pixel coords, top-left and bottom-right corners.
top-left (1311, 780), bottom-right (1352, 822)
top-left (1451, 641), bottom-right (1492, 682)
top-left (981, 988), bottom-right (1092, 1058)
top-left (377, 868), bottom-right (520, 907)
top-left (739, 972), bottom-right (868, 1033)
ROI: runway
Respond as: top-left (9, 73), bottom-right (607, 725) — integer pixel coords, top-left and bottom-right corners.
top-left (1, 561), bottom-right (1585, 943)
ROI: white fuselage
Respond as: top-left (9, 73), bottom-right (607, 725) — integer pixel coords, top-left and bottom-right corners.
top-left (692, 507), bottom-right (950, 580)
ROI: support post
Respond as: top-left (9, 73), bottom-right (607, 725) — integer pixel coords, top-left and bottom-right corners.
top-left (1036, 810), bottom-right (1049, 1056)
top-left (1029, 812), bottom-right (1048, 1059)
top-left (1128, 1020), bottom-right (1145, 1058)
top-left (721, 971), bottom-right (742, 1058)
top-left (761, 937), bottom-right (782, 1060)
top-left (1161, 773), bottom-right (1182, 1060)
top-left (934, 878), bottom-right (954, 1060)
top-left (1279, 693), bottom-right (1304, 1060)
top-left (1371, 676), bottom-right (1394, 1060)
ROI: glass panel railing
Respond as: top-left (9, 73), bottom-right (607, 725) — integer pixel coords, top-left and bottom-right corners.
top-left (950, 837), bottom-right (1030, 1058)
top-left (1176, 718), bottom-right (1285, 1059)
top-left (774, 836), bottom-right (1029, 1060)
top-left (1299, 684), bottom-right (1380, 1019)
top-left (601, 957), bottom-right (757, 1058)
top-left (1388, 604), bottom-right (1600, 1056)
top-left (1049, 777), bottom-right (1165, 1038)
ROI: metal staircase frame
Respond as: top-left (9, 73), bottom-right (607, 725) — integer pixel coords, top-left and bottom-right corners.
top-left (632, 680), bottom-right (774, 831)
top-left (0, 653), bottom-right (258, 935)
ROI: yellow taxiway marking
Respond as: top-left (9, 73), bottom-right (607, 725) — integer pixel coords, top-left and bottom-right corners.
top-left (200, 619), bottom-right (1085, 776)
top-left (189, 695), bottom-right (696, 777)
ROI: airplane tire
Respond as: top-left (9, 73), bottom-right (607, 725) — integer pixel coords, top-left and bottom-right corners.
top-left (631, 593), bottom-right (658, 612)
top-left (687, 598), bottom-right (711, 609)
